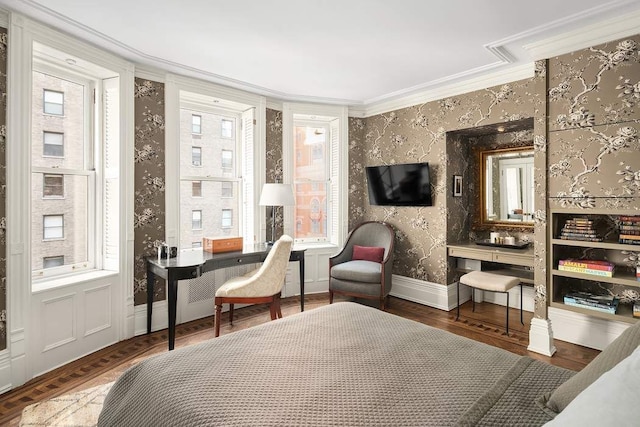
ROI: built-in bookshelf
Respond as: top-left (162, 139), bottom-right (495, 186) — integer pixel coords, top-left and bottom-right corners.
top-left (550, 209), bottom-right (640, 324)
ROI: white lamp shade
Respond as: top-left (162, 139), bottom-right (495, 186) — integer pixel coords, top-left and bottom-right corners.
top-left (259, 183), bottom-right (295, 206)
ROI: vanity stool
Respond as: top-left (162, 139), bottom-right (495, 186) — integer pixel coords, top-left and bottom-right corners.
top-left (456, 270), bottom-right (523, 334)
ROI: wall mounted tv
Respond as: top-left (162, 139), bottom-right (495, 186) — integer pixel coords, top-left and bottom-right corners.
top-left (366, 162), bottom-right (433, 206)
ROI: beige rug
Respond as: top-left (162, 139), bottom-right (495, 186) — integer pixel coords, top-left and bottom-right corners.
top-left (19, 382), bottom-right (113, 427)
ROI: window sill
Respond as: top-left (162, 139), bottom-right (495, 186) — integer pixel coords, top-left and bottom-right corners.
top-left (293, 242), bottom-right (339, 251)
top-left (32, 269), bottom-right (118, 294)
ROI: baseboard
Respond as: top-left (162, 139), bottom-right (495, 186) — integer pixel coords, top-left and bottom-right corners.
top-left (390, 274), bottom-right (470, 311)
top-left (548, 306), bottom-right (630, 351)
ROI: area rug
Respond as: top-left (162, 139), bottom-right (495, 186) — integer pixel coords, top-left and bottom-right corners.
top-left (19, 382), bottom-right (113, 427)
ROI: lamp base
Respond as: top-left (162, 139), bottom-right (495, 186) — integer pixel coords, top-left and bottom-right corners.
top-left (265, 240), bottom-right (275, 246)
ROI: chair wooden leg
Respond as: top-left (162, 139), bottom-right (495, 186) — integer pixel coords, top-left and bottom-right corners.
top-left (380, 296), bottom-right (385, 310)
top-left (275, 294), bottom-right (283, 319)
top-left (329, 289), bottom-right (334, 304)
top-left (269, 299), bottom-right (277, 320)
top-left (214, 303), bottom-right (222, 337)
top-left (229, 303), bottom-right (234, 326)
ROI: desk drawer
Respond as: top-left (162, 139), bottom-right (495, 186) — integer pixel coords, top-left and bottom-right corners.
top-left (448, 247), bottom-right (492, 261)
top-left (493, 252), bottom-right (533, 267)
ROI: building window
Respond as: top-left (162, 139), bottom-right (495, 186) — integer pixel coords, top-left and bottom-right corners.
top-left (221, 149), bottom-right (233, 169)
top-left (192, 181), bottom-right (202, 197)
top-left (192, 210), bottom-right (202, 230)
top-left (221, 209), bottom-right (232, 228)
top-left (43, 256), bottom-right (64, 269)
top-left (43, 131), bottom-right (64, 157)
top-left (192, 146), bottom-right (202, 166)
top-left (312, 144), bottom-right (323, 161)
top-left (192, 241), bottom-right (202, 248)
top-left (221, 181), bottom-right (233, 198)
top-left (192, 114), bottom-right (201, 134)
top-left (43, 214), bottom-right (64, 240)
top-left (221, 119), bottom-right (233, 138)
top-left (43, 89), bottom-right (64, 115)
top-left (43, 174), bottom-right (64, 198)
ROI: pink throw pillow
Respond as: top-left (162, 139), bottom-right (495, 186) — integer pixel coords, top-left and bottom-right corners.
top-left (352, 245), bottom-right (385, 263)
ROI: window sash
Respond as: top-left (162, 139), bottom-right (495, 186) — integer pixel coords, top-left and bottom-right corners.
top-left (192, 114), bottom-right (201, 134)
top-left (221, 209), bottom-right (232, 228)
top-left (43, 214), bottom-right (64, 239)
top-left (192, 147), bottom-right (202, 166)
top-left (44, 89), bottom-right (64, 115)
top-left (192, 180), bottom-right (202, 197)
top-left (192, 210), bottom-right (202, 230)
top-left (43, 131), bottom-right (64, 157)
top-left (221, 149), bottom-right (233, 169)
top-left (221, 119), bottom-right (233, 138)
top-left (43, 173), bottom-right (64, 198)
top-left (43, 256), bottom-right (64, 269)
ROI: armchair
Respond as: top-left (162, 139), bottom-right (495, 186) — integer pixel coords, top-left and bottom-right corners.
top-left (329, 221), bottom-right (395, 309)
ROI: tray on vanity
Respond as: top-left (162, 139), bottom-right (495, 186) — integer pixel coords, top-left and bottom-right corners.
top-left (475, 240), bottom-right (530, 249)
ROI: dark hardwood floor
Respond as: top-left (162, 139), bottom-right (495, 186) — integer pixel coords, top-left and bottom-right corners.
top-left (0, 294), bottom-right (600, 425)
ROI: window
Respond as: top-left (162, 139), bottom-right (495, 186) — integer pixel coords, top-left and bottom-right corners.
top-left (43, 256), bottom-right (64, 269)
top-left (43, 174), bottom-right (64, 198)
top-left (177, 95), bottom-right (252, 251)
top-left (221, 119), bottom-right (233, 138)
top-left (192, 114), bottom-right (202, 134)
top-left (192, 146), bottom-right (202, 166)
top-left (43, 131), bottom-right (64, 157)
top-left (221, 209), bottom-right (232, 228)
top-left (192, 241), bottom-right (202, 248)
top-left (192, 210), bottom-right (202, 230)
top-left (192, 181), bottom-right (202, 197)
top-left (221, 149), bottom-right (233, 169)
top-left (43, 214), bottom-right (64, 240)
top-left (43, 89), bottom-right (64, 115)
top-left (221, 181), bottom-right (233, 198)
top-left (284, 105), bottom-right (347, 247)
top-left (31, 52), bottom-right (122, 279)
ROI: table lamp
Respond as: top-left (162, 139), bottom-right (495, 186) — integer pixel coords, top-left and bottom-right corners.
top-left (259, 183), bottom-right (295, 245)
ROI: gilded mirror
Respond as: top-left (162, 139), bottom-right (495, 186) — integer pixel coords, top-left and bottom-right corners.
top-left (480, 146), bottom-right (534, 228)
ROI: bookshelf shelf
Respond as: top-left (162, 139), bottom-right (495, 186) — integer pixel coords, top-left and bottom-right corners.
top-left (550, 209), bottom-right (640, 323)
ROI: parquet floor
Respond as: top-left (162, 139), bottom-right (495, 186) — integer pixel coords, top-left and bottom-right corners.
top-left (0, 294), bottom-right (600, 426)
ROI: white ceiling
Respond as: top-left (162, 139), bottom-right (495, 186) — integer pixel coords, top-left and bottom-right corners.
top-left (2, 0), bottom-right (640, 108)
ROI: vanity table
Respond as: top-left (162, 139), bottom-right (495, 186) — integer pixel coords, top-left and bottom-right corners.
top-left (447, 242), bottom-right (534, 283)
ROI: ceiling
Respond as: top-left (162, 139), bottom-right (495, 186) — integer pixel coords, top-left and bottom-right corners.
top-left (1, 0), bottom-right (640, 108)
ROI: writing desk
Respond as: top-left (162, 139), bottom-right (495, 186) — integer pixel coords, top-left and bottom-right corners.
top-left (447, 242), bottom-right (534, 283)
top-left (147, 244), bottom-right (306, 350)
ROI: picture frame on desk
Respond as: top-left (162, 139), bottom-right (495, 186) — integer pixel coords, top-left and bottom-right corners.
top-left (453, 175), bottom-right (463, 197)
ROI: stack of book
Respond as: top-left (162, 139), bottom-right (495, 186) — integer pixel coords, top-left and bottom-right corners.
top-left (558, 259), bottom-right (614, 277)
top-left (559, 217), bottom-right (602, 242)
top-left (619, 215), bottom-right (640, 245)
top-left (563, 292), bottom-right (619, 314)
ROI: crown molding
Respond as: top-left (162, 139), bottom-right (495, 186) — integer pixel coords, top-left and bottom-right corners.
top-left (354, 62), bottom-right (533, 118)
top-left (0, 7), bottom-right (8, 27)
top-left (523, 6), bottom-right (640, 60)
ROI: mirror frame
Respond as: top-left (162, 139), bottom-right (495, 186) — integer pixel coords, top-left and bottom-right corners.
top-left (478, 146), bottom-right (534, 230)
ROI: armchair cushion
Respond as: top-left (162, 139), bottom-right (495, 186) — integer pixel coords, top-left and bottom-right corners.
top-left (352, 245), bottom-right (385, 263)
top-left (331, 260), bottom-right (381, 283)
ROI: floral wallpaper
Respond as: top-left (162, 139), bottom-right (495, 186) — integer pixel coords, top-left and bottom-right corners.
top-left (0, 28), bottom-right (7, 351)
top-left (265, 108), bottom-right (284, 242)
top-left (546, 36), bottom-right (640, 306)
top-left (133, 79), bottom-right (166, 305)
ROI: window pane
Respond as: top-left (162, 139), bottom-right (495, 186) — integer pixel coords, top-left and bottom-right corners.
top-left (192, 210), bottom-right (202, 230)
top-left (293, 183), bottom-right (327, 240)
top-left (221, 150), bottom-right (233, 169)
top-left (33, 173), bottom-right (89, 270)
top-left (33, 72), bottom-right (85, 170)
top-left (192, 147), bottom-right (202, 166)
top-left (294, 126), bottom-right (327, 181)
top-left (43, 256), bottom-right (64, 269)
top-left (221, 119), bottom-right (233, 138)
top-left (43, 89), bottom-right (64, 115)
top-left (192, 241), bottom-right (202, 248)
top-left (192, 114), bottom-right (201, 134)
top-left (192, 181), bottom-right (202, 197)
top-left (43, 131), bottom-right (64, 157)
top-left (179, 180), bottom-right (239, 249)
top-left (222, 209), bottom-right (233, 228)
top-left (43, 174), bottom-right (64, 197)
top-left (43, 214), bottom-right (64, 239)
top-left (221, 181), bottom-right (233, 198)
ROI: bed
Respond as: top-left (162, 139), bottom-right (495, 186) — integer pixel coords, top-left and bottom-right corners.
top-left (97, 302), bottom-right (640, 426)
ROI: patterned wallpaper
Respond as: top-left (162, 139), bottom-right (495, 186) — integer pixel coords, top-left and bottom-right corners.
top-left (265, 108), bottom-right (284, 242)
top-left (0, 28), bottom-right (7, 351)
top-left (133, 79), bottom-right (166, 305)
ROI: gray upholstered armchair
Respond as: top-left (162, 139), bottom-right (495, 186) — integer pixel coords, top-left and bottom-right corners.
top-left (329, 221), bottom-right (395, 310)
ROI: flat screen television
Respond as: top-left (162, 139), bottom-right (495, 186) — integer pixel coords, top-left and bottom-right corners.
top-left (366, 162), bottom-right (432, 206)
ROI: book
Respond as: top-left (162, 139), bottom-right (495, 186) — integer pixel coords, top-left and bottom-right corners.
top-left (619, 234), bottom-right (640, 240)
top-left (558, 265), bottom-right (614, 277)
top-left (561, 232), bottom-right (599, 238)
top-left (559, 235), bottom-right (603, 242)
top-left (558, 259), bottom-right (614, 271)
top-left (619, 229), bottom-right (640, 236)
top-left (620, 224), bottom-right (640, 231)
top-left (565, 292), bottom-right (617, 306)
top-left (618, 216), bottom-right (640, 222)
top-left (634, 302), bottom-right (640, 318)
top-left (563, 299), bottom-right (618, 314)
top-left (619, 239), bottom-right (640, 245)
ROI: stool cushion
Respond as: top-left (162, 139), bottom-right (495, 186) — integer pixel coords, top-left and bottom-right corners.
top-left (460, 271), bottom-right (520, 292)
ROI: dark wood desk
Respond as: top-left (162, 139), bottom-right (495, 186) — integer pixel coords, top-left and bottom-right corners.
top-left (147, 245), bottom-right (306, 350)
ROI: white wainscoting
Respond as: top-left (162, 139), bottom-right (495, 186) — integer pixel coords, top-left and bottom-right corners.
top-left (549, 306), bottom-right (630, 351)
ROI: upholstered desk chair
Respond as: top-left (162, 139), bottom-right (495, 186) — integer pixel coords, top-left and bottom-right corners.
top-left (214, 235), bottom-right (293, 337)
top-left (329, 221), bottom-right (395, 310)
